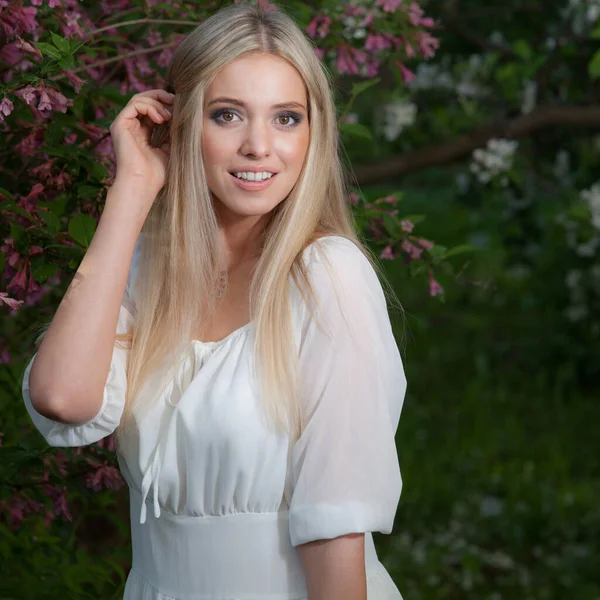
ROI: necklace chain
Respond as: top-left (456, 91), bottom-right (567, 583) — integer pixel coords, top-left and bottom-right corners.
top-left (215, 252), bottom-right (260, 299)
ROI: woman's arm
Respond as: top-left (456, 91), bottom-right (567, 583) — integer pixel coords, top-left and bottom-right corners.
top-left (27, 182), bottom-right (148, 424)
top-left (297, 533), bottom-right (367, 600)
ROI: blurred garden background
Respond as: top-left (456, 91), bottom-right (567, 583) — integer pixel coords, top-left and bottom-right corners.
top-left (1, 0), bottom-right (599, 598)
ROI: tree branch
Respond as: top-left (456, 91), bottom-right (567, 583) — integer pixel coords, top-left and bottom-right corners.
top-left (84, 18), bottom-right (201, 39)
top-left (49, 42), bottom-right (177, 82)
top-left (352, 105), bottom-right (600, 185)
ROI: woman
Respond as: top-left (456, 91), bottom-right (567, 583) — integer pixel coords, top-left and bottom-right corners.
top-left (22, 3), bottom-right (407, 599)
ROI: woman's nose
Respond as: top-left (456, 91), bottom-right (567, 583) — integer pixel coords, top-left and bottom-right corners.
top-left (240, 120), bottom-right (271, 158)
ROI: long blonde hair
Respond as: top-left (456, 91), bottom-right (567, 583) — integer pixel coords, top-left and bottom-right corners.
top-left (38, 2), bottom-right (404, 451)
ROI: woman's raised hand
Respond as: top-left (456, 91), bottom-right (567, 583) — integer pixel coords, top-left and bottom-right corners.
top-left (109, 89), bottom-right (174, 198)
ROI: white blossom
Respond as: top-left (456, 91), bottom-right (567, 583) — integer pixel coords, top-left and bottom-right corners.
top-left (580, 182), bottom-right (600, 229)
top-left (521, 80), bottom-right (538, 114)
top-left (565, 269), bottom-right (582, 290)
top-left (470, 138), bottom-right (518, 184)
top-left (564, 304), bottom-right (589, 322)
top-left (375, 99), bottom-right (418, 141)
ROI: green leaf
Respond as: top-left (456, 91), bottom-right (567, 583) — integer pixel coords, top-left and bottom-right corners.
top-left (50, 32), bottom-right (70, 54)
top-left (3, 202), bottom-right (37, 223)
top-left (350, 77), bottom-right (381, 98)
top-left (68, 213), bottom-right (97, 248)
top-left (39, 210), bottom-right (61, 236)
top-left (443, 244), bottom-right (476, 259)
top-left (340, 122), bottom-right (373, 141)
top-left (401, 213), bottom-right (426, 225)
top-left (33, 42), bottom-right (61, 60)
top-left (0, 186), bottom-right (15, 201)
top-left (284, 1), bottom-right (313, 27)
top-left (382, 214), bottom-right (400, 237)
top-left (589, 50), bottom-right (600, 79)
top-left (513, 40), bottom-right (532, 61)
top-left (58, 55), bottom-right (75, 70)
top-left (76, 184), bottom-right (102, 199)
top-left (49, 193), bottom-right (70, 217)
top-left (9, 223), bottom-right (26, 244)
top-left (591, 25), bottom-right (600, 39)
top-left (31, 259), bottom-right (59, 284)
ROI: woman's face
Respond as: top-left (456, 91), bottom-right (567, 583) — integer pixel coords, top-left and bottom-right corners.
top-left (201, 53), bottom-right (310, 223)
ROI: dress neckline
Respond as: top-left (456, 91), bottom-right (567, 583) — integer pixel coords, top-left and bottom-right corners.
top-left (188, 235), bottom-right (345, 348)
top-left (191, 321), bottom-right (252, 348)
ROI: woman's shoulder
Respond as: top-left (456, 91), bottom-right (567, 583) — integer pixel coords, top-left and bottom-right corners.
top-left (302, 233), bottom-right (371, 276)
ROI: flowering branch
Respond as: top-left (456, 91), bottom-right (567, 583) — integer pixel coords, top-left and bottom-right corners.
top-left (85, 18), bottom-right (201, 39)
top-left (49, 42), bottom-right (178, 81)
top-left (354, 104), bottom-right (600, 185)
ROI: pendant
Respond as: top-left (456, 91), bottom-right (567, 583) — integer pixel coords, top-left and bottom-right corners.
top-left (216, 269), bottom-right (227, 299)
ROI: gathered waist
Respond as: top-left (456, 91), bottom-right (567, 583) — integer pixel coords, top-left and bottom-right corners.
top-left (129, 486), bottom-right (381, 600)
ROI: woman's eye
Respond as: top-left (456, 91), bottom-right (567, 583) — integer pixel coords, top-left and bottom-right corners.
top-left (212, 110), bottom-right (302, 127)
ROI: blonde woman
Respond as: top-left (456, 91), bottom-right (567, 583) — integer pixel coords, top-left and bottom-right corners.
top-left (22, 3), bottom-right (407, 599)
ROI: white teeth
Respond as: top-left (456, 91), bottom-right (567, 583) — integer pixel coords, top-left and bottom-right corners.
top-left (234, 172), bottom-right (274, 182)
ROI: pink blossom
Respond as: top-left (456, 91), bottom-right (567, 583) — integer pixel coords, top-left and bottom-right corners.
top-left (376, 0), bottom-right (402, 13)
top-left (31, 0), bottom-right (43, 6)
top-left (366, 59), bottom-right (380, 77)
top-left (350, 47), bottom-right (368, 65)
top-left (349, 192), bottom-right (360, 205)
top-left (15, 85), bottom-right (37, 105)
top-left (45, 87), bottom-right (72, 113)
top-left (32, 159), bottom-right (55, 181)
top-left (15, 36), bottom-right (41, 59)
top-left (84, 464), bottom-right (125, 492)
top-left (380, 245), bottom-right (396, 260)
top-left (64, 133), bottom-right (77, 144)
top-left (49, 0), bottom-right (62, 6)
top-left (147, 30), bottom-right (163, 47)
top-left (396, 60), bottom-right (416, 83)
top-left (336, 46), bottom-right (359, 75)
top-left (365, 34), bottom-right (391, 52)
top-left (157, 46), bottom-right (176, 68)
top-left (15, 129), bottom-right (43, 156)
top-left (313, 47), bottom-right (325, 61)
top-left (416, 237), bottom-right (434, 251)
top-left (37, 90), bottom-right (52, 111)
top-left (401, 219), bottom-right (414, 233)
top-left (61, 10), bottom-right (84, 39)
top-left (402, 239), bottom-right (423, 260)
top-left (406, 2), bottom-right (425, 26)
top-left (0, 96), bottom-right (13, 121)
top-left (1, 237), bottom-right (21, 268)
top-left (415, 31), bottom-right (440, 58)
top-left (0, 292), bottom-right (23, 310)
top-left (256, 0), bottom-right (277, 11)
top-left (306, 15), bottom-right (331, 39)
top-left (404, 40), bottom-right (416, 58)
top-left (8, 267), bottom-right (27, 293)
top-left (429, 271), bottom-right (444, 297)
top-left (63, 70), bottom-right (86, 93)
top-left (0, 42), bottom-right (23, 66)
top-left (0, 5), bottom-right (39, 38)
top-left (49, 169), bottom-right (72, 190)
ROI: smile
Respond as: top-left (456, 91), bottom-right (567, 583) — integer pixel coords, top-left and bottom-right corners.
top-left (229, 172), bottom-right (278, 191)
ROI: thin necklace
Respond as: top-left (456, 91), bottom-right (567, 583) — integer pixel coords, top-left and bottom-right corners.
top-left (215, 253), bottom-right (260, 299)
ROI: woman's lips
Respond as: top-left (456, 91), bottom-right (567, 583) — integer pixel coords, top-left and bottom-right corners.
top-left (229, 172), bottom-right (277, 191)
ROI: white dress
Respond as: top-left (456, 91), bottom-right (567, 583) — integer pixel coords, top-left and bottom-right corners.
top-left (22, 235), bottom-right (407, 600)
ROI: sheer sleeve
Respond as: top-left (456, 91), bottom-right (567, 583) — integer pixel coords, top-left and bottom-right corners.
top-left (288, 236), bottom-right (407, 547)
top-left (21, 234), bottom-right (143, 447)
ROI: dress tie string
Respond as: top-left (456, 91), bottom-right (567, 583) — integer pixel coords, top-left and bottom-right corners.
top-left (139, 342), bottom-right (212, 524)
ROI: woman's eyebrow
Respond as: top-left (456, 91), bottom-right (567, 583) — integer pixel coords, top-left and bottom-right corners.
top-left (207, 97), bottom-right (306, 111)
